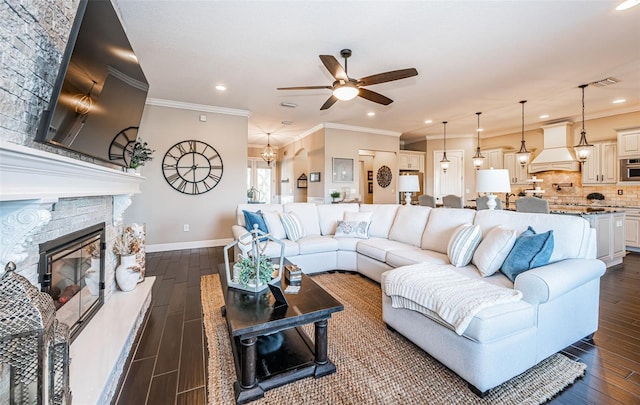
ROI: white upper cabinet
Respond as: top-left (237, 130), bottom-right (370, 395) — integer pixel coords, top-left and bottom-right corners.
top-left (480, 148), bottom-right (504, 170)
top-left (617, 127), bottom-right (640, 158)
top-left (503, 152), bottom-right (529, 185)
top-left (399, 151), bottom-right (425, 171)
top-left (582, 142), bottom-right (618, 185)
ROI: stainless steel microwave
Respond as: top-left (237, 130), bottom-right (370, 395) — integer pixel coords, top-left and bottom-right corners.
top-left (620, 158), bottom-right (640, 181)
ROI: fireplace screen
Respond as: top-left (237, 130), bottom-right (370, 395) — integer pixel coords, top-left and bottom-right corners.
top-left (39, 223), bottom-right (105, 341)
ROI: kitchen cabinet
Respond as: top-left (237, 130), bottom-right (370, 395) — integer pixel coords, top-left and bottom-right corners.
top-left (503, 152), bottom-right (529, 185)
top-left (583, 212), bottom-right (625, 267)
top-left (624, 209), bottom-right (640, 250)
top-left (480, 148), bottom-right (504, 170)
top-left (617, 127), bottom-right (640, 158)
top-left (582, 142), bottom-right (618, 185)
top-left (399, 151), bottom-right (424, 171)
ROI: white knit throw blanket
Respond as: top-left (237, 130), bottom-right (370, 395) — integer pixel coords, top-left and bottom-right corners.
top-left (381, 263), bottom-right (523, 335)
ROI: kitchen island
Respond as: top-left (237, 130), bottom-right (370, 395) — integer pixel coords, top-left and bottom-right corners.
top-left (548, 205), bottom-right (625, 268)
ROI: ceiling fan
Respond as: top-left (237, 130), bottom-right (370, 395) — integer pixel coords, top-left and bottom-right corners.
top-left (277, 49), bottom-right (418, 110)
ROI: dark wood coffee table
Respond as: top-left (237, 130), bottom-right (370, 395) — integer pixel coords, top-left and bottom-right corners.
top-left (219, 261), bottom-right (343, 404)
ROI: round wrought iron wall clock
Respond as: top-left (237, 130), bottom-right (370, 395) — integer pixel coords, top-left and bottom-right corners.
top-left (108, 126), bottom-right (138, 166)
top-left (376, 165), bottom-right (392, 188)
top-left (162, 140), bottom-right (223, 195)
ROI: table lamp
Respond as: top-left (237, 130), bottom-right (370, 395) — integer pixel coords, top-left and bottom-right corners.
top-left (398, 175), bottom-right (420, 205)
top-left (476, 169), bottom-right (511, 210)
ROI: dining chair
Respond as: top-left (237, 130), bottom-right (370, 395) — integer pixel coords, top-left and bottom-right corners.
top-left (515, 197), bottom-right (550, 214)
top-left (418, 194), bottom-right (436, 207)
top-left (442, 194), bottom-right (463, 208)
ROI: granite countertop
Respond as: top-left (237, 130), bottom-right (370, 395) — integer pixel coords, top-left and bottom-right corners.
top-left (548, 203), bottom-right (635, 215)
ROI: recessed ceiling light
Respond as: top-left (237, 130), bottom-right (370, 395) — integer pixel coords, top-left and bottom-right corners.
top-left (616, 0), bottom-right (640, 10)
top-left (281, 120), bottom-right (293, 125)
top-left (477, 128), bottom-right (484, 132)
top-left (367, 112), bottom-right (375, 117)
top-left (424, 120), bottom-right (433, 124)
top-left (539, 114), bottom-right (550, 119)
top-left (215, 85), bottom-right (226, 91)
top-left (613, 98), bottom-right (627, 104)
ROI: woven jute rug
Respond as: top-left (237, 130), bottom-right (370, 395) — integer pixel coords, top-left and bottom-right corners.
top-left (202, 272), bottom-right (585, 404)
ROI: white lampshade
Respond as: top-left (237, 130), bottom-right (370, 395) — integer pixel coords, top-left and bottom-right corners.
top-left (398, 175), bottom-right (420, 192)
top-left (476, 169), bottom-right (511, 193)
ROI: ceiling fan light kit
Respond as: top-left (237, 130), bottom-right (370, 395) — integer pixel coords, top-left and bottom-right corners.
top-left (278, 48), bottom-right (418, 110)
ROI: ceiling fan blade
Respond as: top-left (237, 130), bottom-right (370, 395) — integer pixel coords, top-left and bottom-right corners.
top-left (320, 95), bottom-right (339, 110)
top-left (277, 85), bottom-right (332, 90)
top-left (319, 55), bottom-right (348, 81)
top-left (358, 68), bottom-right (418, 87)
top-left (358, 88), bottom-right (393, 105)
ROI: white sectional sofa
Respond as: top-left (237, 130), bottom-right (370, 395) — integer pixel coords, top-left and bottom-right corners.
top-left (231, 202), bottom-right (606, 395)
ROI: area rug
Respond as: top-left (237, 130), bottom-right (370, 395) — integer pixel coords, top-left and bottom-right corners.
top-left (201, 272), bottom-right (585, 405)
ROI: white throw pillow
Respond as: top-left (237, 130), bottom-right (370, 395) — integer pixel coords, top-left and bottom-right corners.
top-left (472, 226), bottom-right (518, 277)
top-left (280, 212), bottom-right (305, 241)
top-left (334, 220), bottom-right (370, 239)
top-left (447, 224), bottom-right (482, 267)
top-left (340, 211), bottom-right (373, 238)
top-left (262, 211), bottom-right (287, 240)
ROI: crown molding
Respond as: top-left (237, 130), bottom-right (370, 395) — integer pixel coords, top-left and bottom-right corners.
top-left (145, 98), bottom-right (251, 117)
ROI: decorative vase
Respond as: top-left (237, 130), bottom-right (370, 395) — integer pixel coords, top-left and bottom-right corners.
top-left (130, 222), bottom-right (146, 283)
top-left (85, 257), bottom-right (101, 296)
top-left (116, 254), bottom-right (139, 292)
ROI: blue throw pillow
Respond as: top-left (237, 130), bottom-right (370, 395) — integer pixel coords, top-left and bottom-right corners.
top-left (501, 226), bottom-right (554, 282)
top-left (243, 210), bottom-right (268, 236)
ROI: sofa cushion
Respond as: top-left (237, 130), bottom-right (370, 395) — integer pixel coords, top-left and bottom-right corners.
top-left (501, 226), bottom-right (554, 282)
top-left (359, 204), bottom-right (399, 238)
top-left (357, 237), bottom-right (419, 262)
top-left (421, 208), bottom-right (477, 253)
top-left (385, 249), bottom-right (449, 268)
top-left (463, 300), bottom-right (535, 343)
top-left (316, 203), bottom-right (359, 235)
top-left (334, 237), bottom-right (360, 252)
top-left (297, 235), bottom-right (339, 255)
top-left (243, 210), bottom-right (268, 233)
top-left (388, 205), bottom-right (432, 247)
top-left (447, 224), bottom-right (482, 267)
top-left (474, 210), bottom-right (590, 262)
top-left (284, 203), bottom-right (321, 236)
top-left (261, 238), bottom-right (299, 257)
top-left (472, 226), bottom-right (518, 277)
top-left (262, 211), bottom-right (287, 240)
top-left (280, 212), bottom-right (305, 241)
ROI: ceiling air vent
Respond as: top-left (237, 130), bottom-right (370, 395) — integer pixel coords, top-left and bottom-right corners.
top-left (589, 77), bottom-right (619, 87)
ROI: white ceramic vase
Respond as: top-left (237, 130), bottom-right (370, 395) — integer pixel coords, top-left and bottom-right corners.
top-left (116, 254), bottom-right (139, 292)
top-left (85, 257), bottom-right (101, 296)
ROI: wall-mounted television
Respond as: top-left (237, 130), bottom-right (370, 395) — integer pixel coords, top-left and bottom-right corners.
top-left (36, 0), bottom-right (148, 167)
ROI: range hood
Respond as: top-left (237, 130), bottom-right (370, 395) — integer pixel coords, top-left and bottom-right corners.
top-left (528, 122), bottom-right (580, 173)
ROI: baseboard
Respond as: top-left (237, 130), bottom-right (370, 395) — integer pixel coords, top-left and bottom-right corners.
top-left (146, 238), bottom-right (233, 252)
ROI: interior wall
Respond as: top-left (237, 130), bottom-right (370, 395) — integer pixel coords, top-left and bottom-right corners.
top-left (324, 128), bottom-right (399, 203)
top-left (124, 104), bottom-right (248, 248)
top-left (360, 155), bottom-right (374, 204)
top-left (278, 128), bottom-right (324, 203)
top-left (293, 148), bottom-right (308, 202)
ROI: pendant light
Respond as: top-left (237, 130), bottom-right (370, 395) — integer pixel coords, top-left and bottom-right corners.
top-left (440, 121), bottom-right (450, 173)
top-left (472, 112), bottom-right (485, 170)
top-left (515, 100), bottom-right (530, 168)
top-left (260, 133), bottom-right (276, 166)
top-left (574, 84), bottom-right (594, 163)
top-left (72, 81), bottom-right (96, 115)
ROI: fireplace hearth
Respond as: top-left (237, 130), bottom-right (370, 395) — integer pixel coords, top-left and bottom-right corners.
top-left (38, 223), bottom-right (105, 341)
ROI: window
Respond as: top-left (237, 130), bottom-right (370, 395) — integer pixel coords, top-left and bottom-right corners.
top-left (247, 158), bottom-right (272, 203)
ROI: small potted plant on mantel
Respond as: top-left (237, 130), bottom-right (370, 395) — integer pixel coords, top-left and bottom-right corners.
top-left (330, 191), bottom-right (341, 203)
top-left (127, 139), bottom-right (154, 174)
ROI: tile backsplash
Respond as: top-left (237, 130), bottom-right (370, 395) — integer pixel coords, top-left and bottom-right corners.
top-left (510, 171), bottom-right (640, 207)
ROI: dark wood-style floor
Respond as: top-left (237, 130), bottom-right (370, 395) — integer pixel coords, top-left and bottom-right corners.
top-left (114, 248), bottom-right (640, 405)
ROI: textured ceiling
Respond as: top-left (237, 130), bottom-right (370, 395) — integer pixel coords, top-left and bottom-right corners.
top-left (114, 0), bottom-right (640, 148)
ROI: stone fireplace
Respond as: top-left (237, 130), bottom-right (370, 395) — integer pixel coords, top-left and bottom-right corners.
top-left (0, 141), bottom-right (151, 403)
